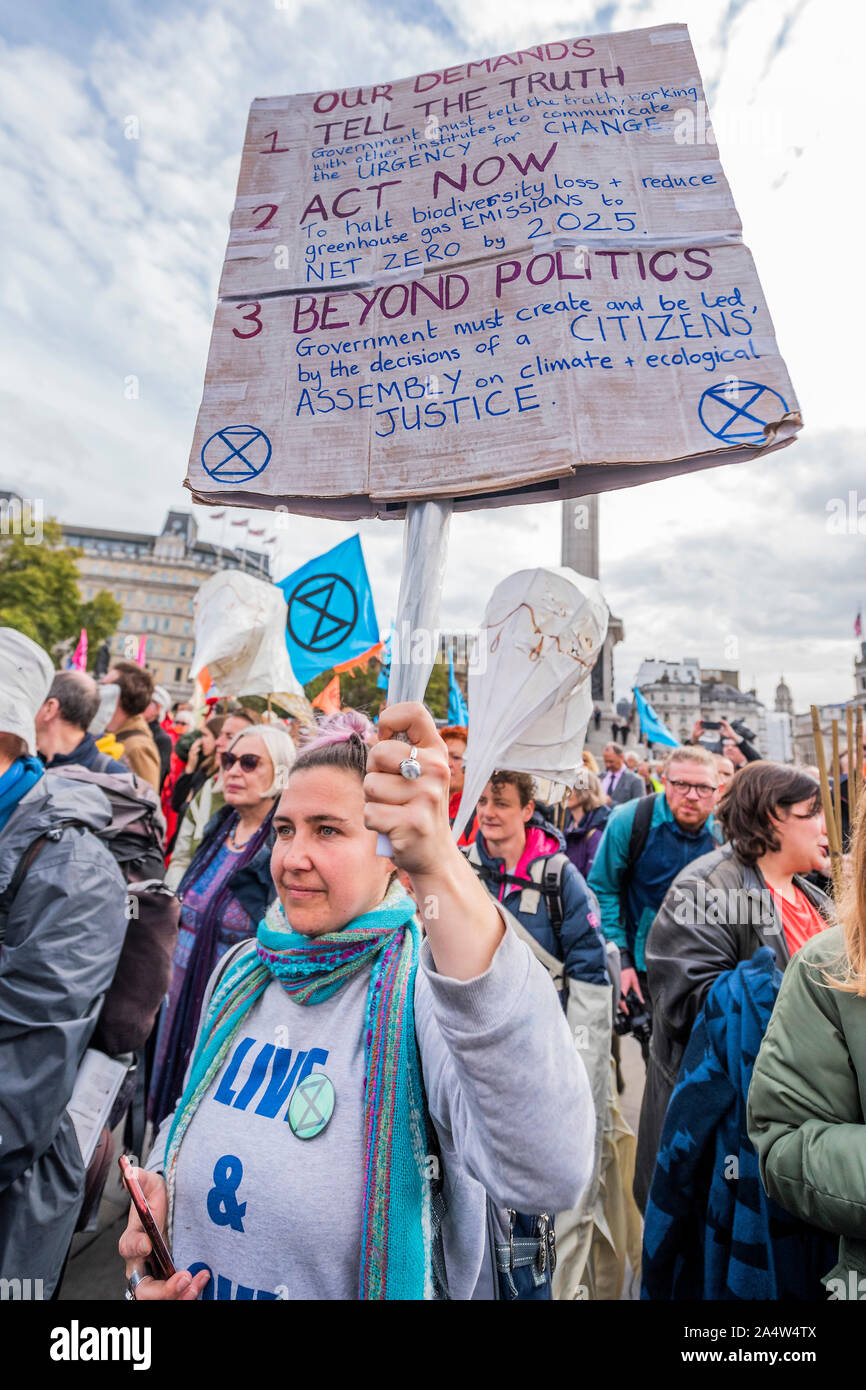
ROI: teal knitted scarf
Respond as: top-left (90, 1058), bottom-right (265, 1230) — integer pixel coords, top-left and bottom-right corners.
top-left (164, 880), bottom-right (435, 1300)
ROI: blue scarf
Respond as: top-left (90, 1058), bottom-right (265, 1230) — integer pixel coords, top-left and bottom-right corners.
top-left (165, 881), bottom-right (436, 1300)
top-left (0, 756), bottom-right (44, 834)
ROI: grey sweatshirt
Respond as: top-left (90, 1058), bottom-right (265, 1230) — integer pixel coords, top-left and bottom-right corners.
top-left (146, 913), bottom-right (594, 1300)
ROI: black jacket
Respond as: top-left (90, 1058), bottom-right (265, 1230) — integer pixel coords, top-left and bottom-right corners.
top-left (149, 721), bottom-right (173, 789)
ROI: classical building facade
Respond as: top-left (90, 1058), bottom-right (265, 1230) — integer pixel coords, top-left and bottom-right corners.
top-left (856, 641), bottom-right (866, 706)
top-left (792, 647), bottom-right (866, 766)
top-left (632, 658), bottom-right (768, 751)
top-left (775, 676), bottom-right (794, 715)
top-left (61, 510), bottom-right (270, 700)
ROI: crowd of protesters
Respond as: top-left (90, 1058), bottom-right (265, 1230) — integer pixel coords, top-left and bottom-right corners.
top-left (0, 621), bottom-right (863, 1303)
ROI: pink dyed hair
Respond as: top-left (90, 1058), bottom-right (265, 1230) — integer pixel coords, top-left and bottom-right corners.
top-left (300, 708), bottom-right (376, 754)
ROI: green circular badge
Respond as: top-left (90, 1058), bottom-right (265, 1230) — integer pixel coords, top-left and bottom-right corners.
top-left (288, 1073), bottom-right (336, 1140)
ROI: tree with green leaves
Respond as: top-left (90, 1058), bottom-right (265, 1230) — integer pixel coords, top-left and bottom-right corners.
top-left (306, 658), bottom-right (450, 721)
top-left (0, 519), bottom-right (122, 669)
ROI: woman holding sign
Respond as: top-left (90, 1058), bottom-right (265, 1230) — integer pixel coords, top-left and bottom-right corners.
top-left (119, 703), bottom-right (593, 1300)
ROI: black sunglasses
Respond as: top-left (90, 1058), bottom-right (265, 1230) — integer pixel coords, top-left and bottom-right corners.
top-left (221, 751), bottom-right (262, 772)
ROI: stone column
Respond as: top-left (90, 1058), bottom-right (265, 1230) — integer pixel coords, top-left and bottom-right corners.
top-left (561, 494), bottom-right (599, 579)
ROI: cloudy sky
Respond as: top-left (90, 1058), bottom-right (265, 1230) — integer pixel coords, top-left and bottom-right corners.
top-left (1, 0), bottom-right (863, 709)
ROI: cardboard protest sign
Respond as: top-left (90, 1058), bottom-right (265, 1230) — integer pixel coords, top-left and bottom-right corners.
top-left (187, 23), bottom-right (800, 518)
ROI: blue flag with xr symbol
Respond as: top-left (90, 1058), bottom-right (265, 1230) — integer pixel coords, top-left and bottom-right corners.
top-left (276, 534), bottom-right (380, 685)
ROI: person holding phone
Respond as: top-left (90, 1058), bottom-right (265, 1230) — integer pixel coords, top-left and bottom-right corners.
top-left (120, 704), bottom-right (594, 1301)
top-left (690, 717), bottom-right (761, 766)
top-left (165, 716), bottom-right (225, 856)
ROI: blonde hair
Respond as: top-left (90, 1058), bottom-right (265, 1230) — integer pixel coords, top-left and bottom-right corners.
top-left (581, 748), bottom-right (599, 774)
top-left (823, 783), bottom-right (866, 994)
top-left (572, 770), bottom-right (606, 813)
top-left (228, 725), bottom-right (296, 799)
top-left (663, 744), bottom-right (717, 776)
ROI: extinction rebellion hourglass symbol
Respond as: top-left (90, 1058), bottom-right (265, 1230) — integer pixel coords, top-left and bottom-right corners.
top-left (286, 574), bottom-right (359, 653)
top-left (697, 383), bottom-right (789, 445)
top-left (200, 427), bottom-right (272, 482)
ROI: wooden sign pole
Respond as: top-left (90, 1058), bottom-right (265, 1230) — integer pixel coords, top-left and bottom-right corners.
top-left (832, 718), bottom-right (843, 852)
top-left (812, 706), bottom-right (843, 897)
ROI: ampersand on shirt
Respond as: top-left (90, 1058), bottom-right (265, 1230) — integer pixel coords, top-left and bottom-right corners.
top-left (206, 1154), bottom-right (247, 1232)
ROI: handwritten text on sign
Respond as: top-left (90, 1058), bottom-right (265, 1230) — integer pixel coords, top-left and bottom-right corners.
top-left (187, 25), bottom-right (799, 518)
top-left (220, 27), bottom-right (736, 296)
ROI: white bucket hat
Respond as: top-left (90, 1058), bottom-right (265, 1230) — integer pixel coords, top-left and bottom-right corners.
top-left (0, 628), bottom-right (55, 755)
top-left (152, 684), bottom-right (171, 714)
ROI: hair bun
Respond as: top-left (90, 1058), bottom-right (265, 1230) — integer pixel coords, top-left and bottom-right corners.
top-left (301, 708), bottom-right (376, 754)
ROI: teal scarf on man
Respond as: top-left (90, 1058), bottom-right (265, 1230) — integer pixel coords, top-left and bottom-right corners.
top-left (0, 756), bottom-right (44, 834)
top-left (164, 880), bottom-right (435, 1299)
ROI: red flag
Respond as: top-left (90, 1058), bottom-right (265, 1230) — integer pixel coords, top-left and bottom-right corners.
top-left (136, 635), bottom-right (147, 666)
top-left (311, 674), bottom-right (341, 715)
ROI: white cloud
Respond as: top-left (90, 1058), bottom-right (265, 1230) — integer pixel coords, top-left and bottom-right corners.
top-left (1, 0), bottom-right (863, 717)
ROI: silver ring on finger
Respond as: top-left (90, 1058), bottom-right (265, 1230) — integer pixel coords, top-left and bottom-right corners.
top-left (125, 1266), bottom-right (150, 1301)
top-left (399, 746), bottom-right (422, 780)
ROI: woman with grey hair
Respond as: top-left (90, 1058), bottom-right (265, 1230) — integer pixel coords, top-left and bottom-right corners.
top-left (149, 724), bottom-right (295, 1126)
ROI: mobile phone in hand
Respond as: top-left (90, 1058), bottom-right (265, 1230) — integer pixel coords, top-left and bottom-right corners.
top-left (119, 1154), bottom-right (176, 1280)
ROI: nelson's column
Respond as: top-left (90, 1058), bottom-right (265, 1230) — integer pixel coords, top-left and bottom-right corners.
top-left (561, 494), bottom-right (624, 743)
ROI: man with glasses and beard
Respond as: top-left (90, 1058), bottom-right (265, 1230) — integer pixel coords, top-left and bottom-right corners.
top-left (588, 746), bottom-right (719, 1016)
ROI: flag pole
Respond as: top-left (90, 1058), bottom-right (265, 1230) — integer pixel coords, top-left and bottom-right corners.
top-left (377, 498), bottom-right (453, 856)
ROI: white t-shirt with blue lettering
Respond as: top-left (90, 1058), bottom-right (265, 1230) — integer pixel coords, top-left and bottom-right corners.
top-left (146, 926), bottom-right (595, 1300)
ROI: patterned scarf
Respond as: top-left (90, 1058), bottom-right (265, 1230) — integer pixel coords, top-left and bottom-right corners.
top-left (164, 879), bottom-right (435, 1300)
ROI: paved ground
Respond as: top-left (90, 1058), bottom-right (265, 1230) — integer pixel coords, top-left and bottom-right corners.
top-left (57, 1119), bottom-right (135, 1301)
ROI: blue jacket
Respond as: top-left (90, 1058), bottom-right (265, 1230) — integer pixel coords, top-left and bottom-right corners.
top-left (472, 812), bottom-right (609, 986)
top-left (587, 793), bottom-right (717, 972)
top-left (641, 950), bottom-right (836, 1300)
top-left (46, 732), bottom-right (127, 776)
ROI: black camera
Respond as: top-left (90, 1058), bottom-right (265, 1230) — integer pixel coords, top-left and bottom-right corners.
top-left (730, 718), bottom-right (757, 744)
top-left (613, 988), bottom-right (653, 1063)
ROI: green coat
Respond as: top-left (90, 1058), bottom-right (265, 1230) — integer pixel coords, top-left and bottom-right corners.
top-left (747, 923), bottom-right (866, 1287)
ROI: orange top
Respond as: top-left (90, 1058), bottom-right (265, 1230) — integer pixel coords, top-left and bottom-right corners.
top-left (772, 886), bottom-right (827, 957)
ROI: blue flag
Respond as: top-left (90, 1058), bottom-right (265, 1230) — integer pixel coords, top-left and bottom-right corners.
top-left (633, 686), bottom-right (679, 748)
top-left (276, 535), bottom-right (380, 685)
top-left (448, 652), bottom-right (468, 725)
top-left (377, 624), bottom-right (394, 692)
